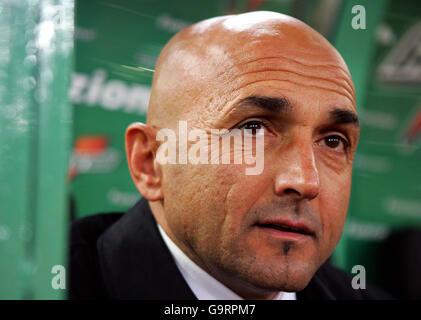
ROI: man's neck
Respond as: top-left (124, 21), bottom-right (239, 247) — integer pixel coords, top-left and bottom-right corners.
top-left (156, 222), bottom-right (294, 300)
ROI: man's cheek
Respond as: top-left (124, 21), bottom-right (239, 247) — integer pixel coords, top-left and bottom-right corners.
top-left (323, 205), bottom-right (348, 252)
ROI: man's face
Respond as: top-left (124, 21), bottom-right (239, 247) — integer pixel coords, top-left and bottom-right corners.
top-left (157, 24), bottom-right (359, 295)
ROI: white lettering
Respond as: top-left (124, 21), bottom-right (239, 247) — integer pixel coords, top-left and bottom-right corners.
top-left (68, 69), bottom-right (151, 114)
top-left (351, 5), bottom-right (366, 30)
top-left (351, 265), bottom-right (366, 289)
top-left (51, 265), bottom-right (66, 290)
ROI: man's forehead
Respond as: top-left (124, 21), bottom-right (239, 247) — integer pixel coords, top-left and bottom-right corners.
top-left (148, 11), bottom-right (355, 127)
top-left (189, 11), bottom-right (296, 35)
top-left (185, 12), bottom-right (341, 59)
top-left (221, 11), bottom-right (295, 32)
top-left (176, 12), bottom-right (352, 86)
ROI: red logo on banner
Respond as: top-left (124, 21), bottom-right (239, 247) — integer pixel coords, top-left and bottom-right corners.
top-left (74, 136), bottom-right (108, 156)
top-left (68, 135), bottom-right (121, 180)
top-left (405, 108), bottom-right (421, 145)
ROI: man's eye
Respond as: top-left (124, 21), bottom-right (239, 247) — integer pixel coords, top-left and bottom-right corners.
top-left (239, 120), bottom-right (266, 135)
top-left (321, 135), bottom-right (349, 152)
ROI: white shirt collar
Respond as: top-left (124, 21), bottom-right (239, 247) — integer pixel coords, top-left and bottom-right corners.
top-left (158, 224), bottom-right (296, 300)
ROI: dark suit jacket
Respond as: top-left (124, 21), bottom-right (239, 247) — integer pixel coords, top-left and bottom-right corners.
top-left (69, 198), bottom-right (392, 300)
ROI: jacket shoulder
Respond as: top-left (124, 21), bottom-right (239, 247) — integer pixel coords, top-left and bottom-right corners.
top-left (69, 212), bottom-right (124, 299)
top-left (71, 213), bottom-right (124, 245)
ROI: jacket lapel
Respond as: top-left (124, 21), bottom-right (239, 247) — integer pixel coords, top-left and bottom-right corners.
top-left (296, 271), bottom-right (336, 300)
top-left (97, 198), bottom-right (197, 300)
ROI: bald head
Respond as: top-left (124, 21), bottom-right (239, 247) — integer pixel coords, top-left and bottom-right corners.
top-left (147, 11), bottom-right (355, 129)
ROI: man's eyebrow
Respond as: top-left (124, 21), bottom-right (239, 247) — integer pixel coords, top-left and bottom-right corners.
top-left (228, 98), bottom-right (359, 127)
top-left (329, 108), bottom-right (359, 126)
top-left (234, 96), bottom-right (292, 113)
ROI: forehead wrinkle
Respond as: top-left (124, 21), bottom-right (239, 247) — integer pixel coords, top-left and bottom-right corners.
top-left (234, 68), bottom-right (355, 102)
top-left (238, 56), bottom-right (355, 96)
top-left (231, 67), bottom-right (355, 106)
top-left (230, 78), bottom-right (356, 107)
top-left (218, 55), bottom-right (355, 103)
top-left (218, 55), bottom-right (352, 81)
top-left (218, 95), bottom-right (292, 120)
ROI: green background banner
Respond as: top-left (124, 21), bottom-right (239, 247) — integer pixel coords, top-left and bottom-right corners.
top-left (70, 0), bottom-right (421, 292)
top-left (1, 0), bottom-right (420, 298)
top-left (333, 0), bottom-right (421, 287)
top-left (0, 0), bottom-right (74, 299)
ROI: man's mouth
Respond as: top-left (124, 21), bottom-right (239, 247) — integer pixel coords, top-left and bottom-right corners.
top-left (254, 220), bottom-right (315, 240)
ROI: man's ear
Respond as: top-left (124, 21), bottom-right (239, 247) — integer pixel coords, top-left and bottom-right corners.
top-left (125, 122), bottom-right (163, 201)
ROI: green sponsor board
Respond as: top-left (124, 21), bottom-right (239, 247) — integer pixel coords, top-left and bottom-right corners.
top-left (4, 0), bottom-right (419, 300)
top-left (332, 0), bottom-right (421, 289)
top-left (71, 0), bottom-right (421, 293)
top-left (0, 0), bottom-right (74, 299)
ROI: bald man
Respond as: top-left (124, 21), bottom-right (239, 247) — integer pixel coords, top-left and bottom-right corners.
top-left (69, 11), bottom-right (391, 300)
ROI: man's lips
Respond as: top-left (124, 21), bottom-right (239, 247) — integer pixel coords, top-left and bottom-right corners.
top-left (254, 219), bottom-right (315, 240)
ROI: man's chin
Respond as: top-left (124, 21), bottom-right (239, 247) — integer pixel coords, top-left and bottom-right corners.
top-left (235, 259), bottom-right (318, 293)
top-left (253, 271), bottom-right (314, 293)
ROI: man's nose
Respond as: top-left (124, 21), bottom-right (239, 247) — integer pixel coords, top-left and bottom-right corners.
top-left (273, 139), bottom-right (320, 200)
